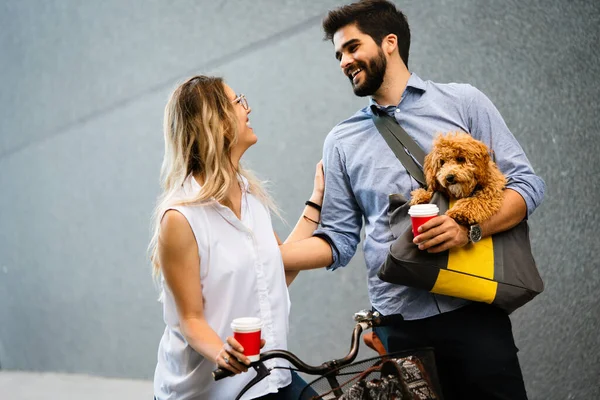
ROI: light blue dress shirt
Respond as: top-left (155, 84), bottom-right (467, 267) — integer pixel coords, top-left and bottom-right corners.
top-left (314, 73), bottom-right (546, 319)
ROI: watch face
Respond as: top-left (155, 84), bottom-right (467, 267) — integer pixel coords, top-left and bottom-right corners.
top-left (470, 225), bottom-right (482, 243)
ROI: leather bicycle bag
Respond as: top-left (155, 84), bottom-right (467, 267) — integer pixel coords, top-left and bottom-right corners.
top-left (371, 106), bottom-right (544, 313)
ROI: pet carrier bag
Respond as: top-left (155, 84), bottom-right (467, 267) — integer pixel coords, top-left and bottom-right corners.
top-left (371, 106), bottom-right (544, 313)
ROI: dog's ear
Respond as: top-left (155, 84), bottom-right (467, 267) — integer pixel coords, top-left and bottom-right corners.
top-left (424, 138), bottom-right (441, 192)
top-left (472, 140), bottom-right (492, 186)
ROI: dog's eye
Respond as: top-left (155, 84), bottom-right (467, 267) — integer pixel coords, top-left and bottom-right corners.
top-left (439, 160), bottom-right (445, 166)
top-left (456, 156), bottom-right (466, 163)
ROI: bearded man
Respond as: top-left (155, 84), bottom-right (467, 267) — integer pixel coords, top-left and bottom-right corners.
top-left (279, 1), bottom-right (546, 399)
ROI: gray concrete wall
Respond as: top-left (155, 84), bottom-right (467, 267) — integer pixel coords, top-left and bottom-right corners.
top-left (0, 1), bottom-right (598, 399)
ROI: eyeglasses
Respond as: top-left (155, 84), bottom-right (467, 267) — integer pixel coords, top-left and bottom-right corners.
top-left (232, 94), bottom-right (249, 111)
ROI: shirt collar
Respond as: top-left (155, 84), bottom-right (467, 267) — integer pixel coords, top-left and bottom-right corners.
top-left (406, 72), bottom-right (427, 92)
top-left (368, 72), bottom-right (426, 111)
top-left (238, 174), bottom-right (250, 192)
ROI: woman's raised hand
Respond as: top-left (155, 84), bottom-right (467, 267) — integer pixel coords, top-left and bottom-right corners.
top-left (310, 160), bottom-right (325, 206)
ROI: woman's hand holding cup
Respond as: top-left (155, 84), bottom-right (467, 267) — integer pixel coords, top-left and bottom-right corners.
top-left (215, 335), bottom-right (266, 375)
top-left (216, 337), bottom-right (249, 374)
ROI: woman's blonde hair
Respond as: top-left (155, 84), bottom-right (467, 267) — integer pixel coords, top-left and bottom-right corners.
top-left (149, 75), bottom-right (277, 279)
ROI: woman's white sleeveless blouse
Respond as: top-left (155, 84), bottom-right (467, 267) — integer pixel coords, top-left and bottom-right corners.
top-left (154, 176), bottom-right (292, 400)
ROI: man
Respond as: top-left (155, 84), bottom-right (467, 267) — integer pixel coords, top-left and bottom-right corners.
top-left (280, 1), bottom-right (545, 399)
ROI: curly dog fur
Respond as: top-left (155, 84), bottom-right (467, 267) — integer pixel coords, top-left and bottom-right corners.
top-left (410, 132), bottom-right (506, 225)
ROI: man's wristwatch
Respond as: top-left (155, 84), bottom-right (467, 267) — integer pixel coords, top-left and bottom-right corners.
top-left (468, 224), bottom-right (483, 243)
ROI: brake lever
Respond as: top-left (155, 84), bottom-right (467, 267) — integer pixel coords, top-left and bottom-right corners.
top-left (353, 309), bottom-right (381, 327)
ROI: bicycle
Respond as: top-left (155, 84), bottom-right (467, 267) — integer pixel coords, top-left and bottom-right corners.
top-left (213, 310), bottom-right (444, 399)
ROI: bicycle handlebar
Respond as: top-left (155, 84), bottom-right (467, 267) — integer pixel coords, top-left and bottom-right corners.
top-left (213, 322), bottom-right (367, 381)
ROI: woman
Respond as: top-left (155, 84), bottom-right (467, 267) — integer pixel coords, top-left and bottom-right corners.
top-left (149, 75), bottom-right (323, 399)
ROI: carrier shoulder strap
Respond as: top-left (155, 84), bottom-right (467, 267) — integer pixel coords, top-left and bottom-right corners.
top-left (370, 105), bottom-right (426, 186)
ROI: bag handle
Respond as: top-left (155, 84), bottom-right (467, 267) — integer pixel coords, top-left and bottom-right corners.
top-left (370, 105), bottom-right (427, 186)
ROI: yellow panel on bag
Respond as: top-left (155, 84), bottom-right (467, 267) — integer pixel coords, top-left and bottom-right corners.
top-left (431, 269), bottom-right (498, 303)
top-left (446, 198), bottom-right (495, 279)
top-left (448, 236), bottom-right (495, 279)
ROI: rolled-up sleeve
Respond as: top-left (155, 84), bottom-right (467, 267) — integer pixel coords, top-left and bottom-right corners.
top-left (465, 85), bottom-right (546, 216)
top-left (313, 131), bottom-right (363, 270)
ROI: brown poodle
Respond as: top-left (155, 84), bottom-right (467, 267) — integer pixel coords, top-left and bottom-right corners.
top-left (410, 132), bottom-right (506, 225)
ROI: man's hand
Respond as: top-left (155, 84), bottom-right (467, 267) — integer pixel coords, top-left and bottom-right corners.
top-left (413, 215), bottom-right (469, 253)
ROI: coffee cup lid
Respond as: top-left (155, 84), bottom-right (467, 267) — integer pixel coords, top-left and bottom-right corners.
top-left (408, 204), bottom-right (439, 216)
top-left (231, 317), bottom-right (262, 332)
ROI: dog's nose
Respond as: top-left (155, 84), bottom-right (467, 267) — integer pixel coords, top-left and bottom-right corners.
top-left (446, 174), bottom-right (455, 184)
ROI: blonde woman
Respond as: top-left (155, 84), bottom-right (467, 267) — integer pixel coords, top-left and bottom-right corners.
top-left (149, 76), bottom-right (324, 400)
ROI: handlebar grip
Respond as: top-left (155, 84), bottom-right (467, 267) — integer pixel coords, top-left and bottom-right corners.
top-left (212, 367), bottom-right (235, 381)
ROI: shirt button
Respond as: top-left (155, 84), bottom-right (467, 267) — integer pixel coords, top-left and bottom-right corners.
top-left (395, 108), bottom-right (401, 113)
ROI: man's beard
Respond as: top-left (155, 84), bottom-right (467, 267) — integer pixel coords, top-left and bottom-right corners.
top-left (350, 48), bottom-right (387, 97)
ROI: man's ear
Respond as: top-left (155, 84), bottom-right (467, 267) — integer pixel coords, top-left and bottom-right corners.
top-left (382, 34), bottom-right (397, 56)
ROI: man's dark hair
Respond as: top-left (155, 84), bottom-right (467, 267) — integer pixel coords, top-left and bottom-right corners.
top-left (323, 0), bottom-right (411, 67)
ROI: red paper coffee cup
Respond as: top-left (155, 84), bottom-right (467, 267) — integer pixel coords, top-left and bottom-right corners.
top-left (408, 204), bottom-right (439, 237)
top-left (231, 317), bottom-right (262, 362)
